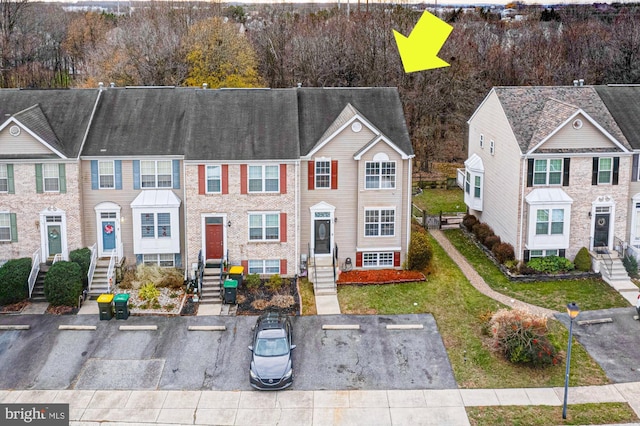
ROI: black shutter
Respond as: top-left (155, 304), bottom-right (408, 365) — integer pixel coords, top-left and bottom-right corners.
top-left (523, 250), bottom-right (530, 263)
top-left (562, 158), bottom-right (570, 186)
top-left (559, 249), bottom-right (566, 258)
top-left (527, 159), bottom-right (534, 187)
top-left (633, 154), bottom-right (639, 182)
top-left (612, 157), bottom-right (619, 185)
top-left (592, 157), bottom-right (599, 185)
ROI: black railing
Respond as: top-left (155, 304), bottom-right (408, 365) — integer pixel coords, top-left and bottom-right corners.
top-left (332, 243), bottom-right (338, 283)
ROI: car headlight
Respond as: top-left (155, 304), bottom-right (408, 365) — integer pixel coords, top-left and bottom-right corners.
top-left (250, 368), bottom-right (259, 380)
top-left (283, 368), bottom-right (293, 379)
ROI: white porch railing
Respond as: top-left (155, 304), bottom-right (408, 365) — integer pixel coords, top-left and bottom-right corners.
top-left (106, 249), bottom-right (116, 293)
top-left (456, 168), bottom-right (465, 190)
top-left (27, 249), bottom-right (41, 298)
top-left (52, 253), bottom-right (62, 264)
top-left (87, 243), bottom-right (98, 293)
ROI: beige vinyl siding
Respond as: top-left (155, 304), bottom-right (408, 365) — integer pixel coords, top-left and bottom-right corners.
top-left (0, 128), bottom-right (57, 155)
top-left (300, 122), bottom-right (375, 264)
top-left (356, 142), bottom-right (405, 251)
top-left (81, 160), bottom-right (185, 264)
top-left (540, 116), bottom-right (620, 151)
top-left (468, 90), bottom-right (523, 252)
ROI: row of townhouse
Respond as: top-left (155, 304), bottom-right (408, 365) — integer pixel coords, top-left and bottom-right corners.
top-left (0, 86), bottom-right (414, 289)
top-left (459, 84), bottom-right (640, 266)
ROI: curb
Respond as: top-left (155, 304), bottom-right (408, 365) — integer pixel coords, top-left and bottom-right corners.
top-left (119, 325), bottom-right (158, 331)
top-left (58, 325), bottom-right (97, 331)
top-left (386, 324), bottom-right (424, 330)
top-left (0, 325), bottom-right (30, 330)
top-left (188, 325), bottom-right (226, 331)
top-left (322, 324), bottom-right (360, 330)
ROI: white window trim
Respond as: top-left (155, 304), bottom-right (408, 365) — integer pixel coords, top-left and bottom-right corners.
top-left (248, 211), bottom-right (280, 242)
top-left (248, 259), bottom-right (280, 275)
top-left (362, 252), bottom-right (394, 268)
top-left (143, 253), bottom-right (175, 267)
top-left (365, 160), bottom-right (397, 190)
top-left (489, 140), bottom-right (495, 155)
top-left (529, 249), bottom-right (559, 259)
top-left (597, 157), bottom-right (613, 185)
top-left (98, 160), bottom-right (115, 189)
top-left (533, 158), bottom-right (563, 186)
top-left (141, 212), bottom-right (172, 239)
top-left (479, 134), bottom-right (484, 148)
top-left (473, 175), bottom-right (481, 199)
top-left (535, 208), bottom-right (564, 236)
top-left (42, 163), bottom-right (60, 193)
top-left (248, 165), bottom-right (280, 193)
top-left (141, 160), bottom-right (172, 189)
top-left (315, 158), bottom-right (331, 189)
top-left (0, 212), bottom-right (11, 241)
top-left (0, 164), bottom-right (8, 193)
top-left (206, 165), bottom-right (222, 194)
top-left (364, 207), bottom-right (396, 237)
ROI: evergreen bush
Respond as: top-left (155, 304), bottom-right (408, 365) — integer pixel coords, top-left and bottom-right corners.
top-left (623, 255), bottom-right (639, 278)
top-left (573, 247), bottom-right (592, 272)
top-left (0, 258), bottom-right (31, 305)
top-left (492, 242), bottom-right (515, 264)
top-left (462, 214), bottom-right (477, 231)
top-left (527, 256), bottom-right (574, 273)
top-left (245, 273), bottom-right (261, 291)
top-left (407, 231), bottom-right (433, 271)
top-left (472, 222), bottom-right (494, 245)
top-left (484, 235), bottom-right (501, 251)
top-left (44, 261), bottom-right (83, 306)
top-left (69, 247), bottom-right (91, 278)
top-left (266, 274), bottom-right (284, 291)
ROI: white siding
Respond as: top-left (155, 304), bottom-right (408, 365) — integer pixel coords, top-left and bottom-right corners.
top-left (539, 116), bottom-right (620, 151)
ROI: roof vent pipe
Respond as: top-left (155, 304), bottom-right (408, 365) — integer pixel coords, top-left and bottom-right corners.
top-left (110, 82), bottom-right (115, 88)
top-left (203, 83), bottom-right (208, 89)
top-left (579, 79), bottom-right (584, 86)
top-left (573, 80), bottom-right (578, 86)
top-left (297, 83), bottom-right (302, 88)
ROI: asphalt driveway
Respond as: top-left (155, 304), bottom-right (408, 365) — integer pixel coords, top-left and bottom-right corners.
top-left (556, 307), bottom-right (640, 383)
top-left (0, 313), bottom-right (456, 391)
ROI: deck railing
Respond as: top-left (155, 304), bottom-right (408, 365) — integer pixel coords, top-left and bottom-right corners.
top-left (27, 249), bottom-right (41, 298)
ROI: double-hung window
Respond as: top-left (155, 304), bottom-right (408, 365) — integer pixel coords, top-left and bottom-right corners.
top-left (533, 159), bottom-right (562, 185)
top-left (0, 164), bottom-right (7, 192)
top-left (141, 213), bottom-right (171, 238)
top-left (363, 252), bottom-right (394, 267)
top-left (141, 160), bottom-right (172, 188)
top-left (249, 165), bottom-right (279, 193)
top-left (365, 208), bottom-right (395, 237)
top-left (598, 158), bottom-right (613, 184)
top-left (143, 253), bottom-right (175, 267)
top-left (206, 165), bottom-right (221, 193)
top-left (315, 160), bottom-right (331, 189)
top-left (535, 209), bottom-right (564, 235)
top-left (0, 213), bottom-right (10, 241)
top-left (248, 259), bottom-right (280, 274)
top-left (474, 176), bottom-right (481, 198)
top-left (43, 164), bottom-right (60, 192)
top-left (365, 161), bottom-right (396, 189)
top-left (249, 213), bottom-right (279, 241)
top-left (99, 161), bottom-right (115, 189)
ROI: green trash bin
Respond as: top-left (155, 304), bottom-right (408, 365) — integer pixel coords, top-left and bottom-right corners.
top-left (229, 266), bottom-right (244, 287)
top-left (97, 293), bottom-right (114, 320)
top-left (223, 279), bottom-right (238, 304)
top-left (114, 293), bottom-right (130, 320)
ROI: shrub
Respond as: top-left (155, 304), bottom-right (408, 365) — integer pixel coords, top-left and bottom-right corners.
top-left (69, 247), bottom-right (91, 278)
top-left (527, 256), bottom-right (574, 273)
top-left (158, 268), bottom-right (185, 289)
top-left (472, 222), bottom-right (494, 245)
top-left (266, 274), bottom-right (284, 291)
top-left (489, 308), bottom-right (560, 367)
top-left (492, 242), bottom-right (515, 264)
top-left (573, 247), bottom-right (591, 272)
top-left (245, 273), bottom-right (261, 291)
top-left (139, 282), bottom-right (160, 301)
top-left (0, 258), bottom-right (31, 305)
top-left (484, 235), bottom-right (501, 251)
top-left (407, 231), bottom-right (433, 271)
top-left (462, 214), bottom-right (477, 231)
top-left (44, 261), bottom-right (83, 306)
top-left (623, 255), bottom-right (639, 278)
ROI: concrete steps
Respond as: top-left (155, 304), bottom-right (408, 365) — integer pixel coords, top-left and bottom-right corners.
top-left (309, 257), bottom-right (337, 296)
top-left (29, 264), bottom-right (48, 303)
top-left (88, 259), bottom-right (111, 297)
top-left (599, 256), bottom-right (639, 305)
top-left (200, 266), bottom-right (222, 305)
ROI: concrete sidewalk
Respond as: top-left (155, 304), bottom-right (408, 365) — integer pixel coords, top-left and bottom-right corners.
top-left (2, 383), bottom-right (639, 425)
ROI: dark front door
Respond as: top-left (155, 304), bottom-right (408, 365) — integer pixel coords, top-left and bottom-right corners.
top-left (594, 213), bottom-right (610, 250)
top-left (206, 223), bottom-right (223, 261)
top-left (47, 224), bottom-right (62, 256)
top-left (314, 219), bottom-right (331, 254)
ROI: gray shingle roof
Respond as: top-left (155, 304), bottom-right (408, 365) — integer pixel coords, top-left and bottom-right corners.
top-left (0, 89), bottom-right (99, 158)
top-left (493, 86), bottom-right (630, 153)
top-left (594, 85), bottom-right (640, 150)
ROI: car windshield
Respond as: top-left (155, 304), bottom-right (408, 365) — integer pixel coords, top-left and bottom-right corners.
top-left (254, 337), bottom-right (289, 357)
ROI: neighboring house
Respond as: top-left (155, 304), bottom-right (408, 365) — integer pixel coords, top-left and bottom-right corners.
top-left (596, 85), bottom-right (640, 259)
top-left (0, 89), bottom-right (99, 264)
top-left (461, 86), bottom-right (632, 262)
top-left (0, 86), bottom-right (413, 293)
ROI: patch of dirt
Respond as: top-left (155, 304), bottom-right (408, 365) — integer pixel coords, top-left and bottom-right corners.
top-left (45, 305), bottom-right (78, 315)
top-left (180, 296), bottom-right (198, 316)
top-left (337, 269), bottom-right (426, 285)
top-left (123, 287), bottom-right (185, 316)
top-left (0, 300), bottom-right (30, 313)
top-left (236, 278), bottom-right (300, 316)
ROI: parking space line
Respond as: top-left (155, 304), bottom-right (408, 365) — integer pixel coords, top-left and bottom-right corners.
top-left (0, 325), bottom-right (30, 330)
top-left (58, 325), bottom-right (97, 331)
top-left (119, 325), bottom-right (158, 331)
top-left (386, 324), bottom-right (424, 330)
top-left (322, 324), bottom-right (360, 330)
top-left (188, 325), bottom-right (226, 331)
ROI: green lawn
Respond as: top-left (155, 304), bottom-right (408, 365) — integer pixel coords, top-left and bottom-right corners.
top-left (412, 188), bottom-right (465, 215)
top-left (337, 232), bottom-right (610, 389)
top-left (444, 229), bottom-right (630, 312)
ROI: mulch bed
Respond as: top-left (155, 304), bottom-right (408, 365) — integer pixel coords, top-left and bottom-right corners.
top-left (236, 278), bottom-right (300, 316)
top-left (337, 269), bottom-right (426, 285)
top-left (180, 296), bottom-right (198, 316)
top-left (0, 300), bottom-right (30, 313)
top-left (45, 305), bottom-right (79, 315)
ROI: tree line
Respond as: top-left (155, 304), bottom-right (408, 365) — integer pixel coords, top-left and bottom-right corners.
top-left (2, 0), bottom-right (640, 169)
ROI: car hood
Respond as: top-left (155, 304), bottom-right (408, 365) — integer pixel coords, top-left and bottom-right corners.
top-left (251, 354), bottom-right (290, 379)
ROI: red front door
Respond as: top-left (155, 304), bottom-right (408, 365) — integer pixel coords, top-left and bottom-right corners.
top-left (206, 224), bottom-right (223, 260)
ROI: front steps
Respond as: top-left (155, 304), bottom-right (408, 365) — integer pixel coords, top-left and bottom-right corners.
top-left (597, 253), bottom-right (639, 305)
top-left (88, 258), bottom-right (111, 298)
top-left (200, 263), bottom-right (223, 305)
top-left (309, 256), bottom-right (337, 296)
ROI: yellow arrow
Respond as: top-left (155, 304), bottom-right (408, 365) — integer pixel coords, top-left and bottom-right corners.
top-left (393, 11), bottom-right (453, 73)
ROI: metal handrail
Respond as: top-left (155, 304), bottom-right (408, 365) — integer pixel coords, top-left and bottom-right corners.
top-left (601, 250), bottom-right (613, 277)
top-left (197, 249), bottom-right (204, 296)
top-left (309, 243), bottom-right (318, 289)
top-left (87, 243), bottom-right (98, 292)
top-left (52, 253), bottom-right (62, 264)
top-left (332, 243), bottom-right (338, 283)
top-left (27, 249), bottom-right (41, 298)
top-left (106, 249), bottom-right (116, 293)
top-left (613, 236), bottom-right (626, 257)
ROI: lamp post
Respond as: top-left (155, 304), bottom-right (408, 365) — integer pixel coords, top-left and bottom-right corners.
top-left (562, 302), bottom-right (580, 419)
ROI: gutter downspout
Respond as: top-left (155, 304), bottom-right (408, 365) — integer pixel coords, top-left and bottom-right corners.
top-left (295, 161), bottom-right (300, 278)
top-left (406, 157), bottom-right (413, 261)
top-left (518, 155), bottom-right (527, 261)
top-left (183, 159), bottom-right (188, 280)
